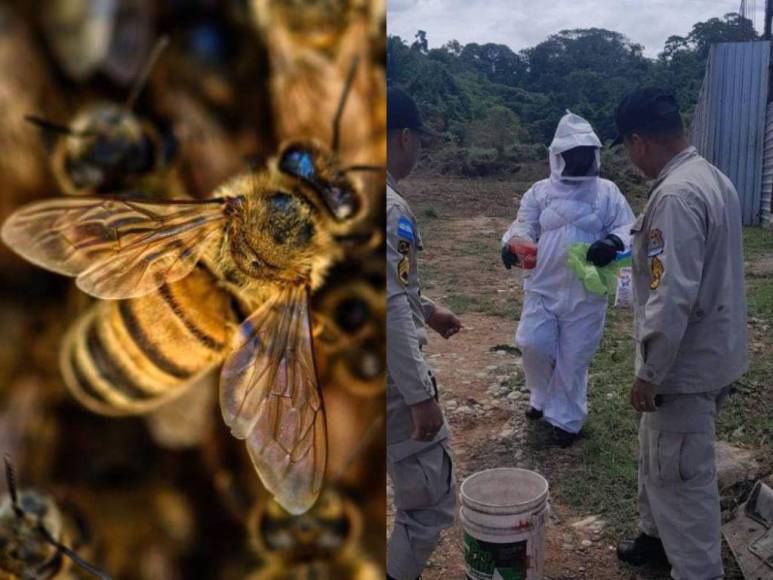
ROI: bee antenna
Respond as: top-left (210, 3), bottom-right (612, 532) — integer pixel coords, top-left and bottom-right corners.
top-left (124, 36), bottom-right (170, 111)
top-left (37, 524), bottom-right (112, 580)
top-left (331, 55), bottom-right (360, 154)
top-left (344, 164), bottom-right (385, 173)
top-left (4, 455), bottom-right (23, 519)
top-left (331, 413), bottom-right (384, 483)
top-left (24, 115), bottom-right (76, 137)
top-left (24, 115), bottom-right (96, 139)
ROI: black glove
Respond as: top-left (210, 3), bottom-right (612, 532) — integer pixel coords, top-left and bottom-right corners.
top-left (501, 245), bottom-right (520, 270)
top-left (586, 235), bottom-right (624, 267)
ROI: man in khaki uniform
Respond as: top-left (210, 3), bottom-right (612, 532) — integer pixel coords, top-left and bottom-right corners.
top-left (386, 87), bottom-right (462, 580)
top-left (613, 89), bottom-right (748, 579)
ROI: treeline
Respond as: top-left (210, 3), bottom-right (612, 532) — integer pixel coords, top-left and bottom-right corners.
top-left (387, 14), bottom-right (757, 176)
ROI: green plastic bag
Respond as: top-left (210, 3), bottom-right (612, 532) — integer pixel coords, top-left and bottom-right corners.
top-left (566, 243), bottom-right (631, 296)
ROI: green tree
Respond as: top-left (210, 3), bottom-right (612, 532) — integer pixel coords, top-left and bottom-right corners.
top-left (386, 11), bottom-right (756, 172)
top-left (464, 106), bottom-right (524, 158)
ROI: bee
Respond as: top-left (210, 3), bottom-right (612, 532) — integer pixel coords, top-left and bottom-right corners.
top-left (250, 0), bottom-right (386, 260)
top-left (250, 0), bottom-right (382, 169)
top-left (314, 266), bottom-right (385, 399)
top-left (246, 416), bottom-right (384, 580)
top-left (250, 0), bottom-right (365, 56)
top-left (0, 458), bottom-right (109, 579)
top-left (25, 38), bottom-right (180, 200)
top-left (247, 488), bottom-right (381, 580)
top-left (0, 68), bottom-right (378, 515)
top-left (40, 0), bottom-right (152, 86)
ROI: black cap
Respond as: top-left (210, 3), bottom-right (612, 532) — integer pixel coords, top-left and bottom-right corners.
top-left (613, 88), bottom-right (683, 146)
top-left (387, 87), bottom-right (443, 137)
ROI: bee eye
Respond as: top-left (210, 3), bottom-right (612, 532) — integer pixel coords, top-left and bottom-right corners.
top-left (280, 149), bottom-right (316, 180)
top-left (278, 146), bottom-right (359, 221)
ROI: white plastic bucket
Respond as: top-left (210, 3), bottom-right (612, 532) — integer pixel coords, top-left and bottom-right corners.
top-left (459, 468), bottom-right (550, 580)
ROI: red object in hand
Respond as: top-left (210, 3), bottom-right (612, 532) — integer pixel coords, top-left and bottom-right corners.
top-left (508, 241), bottom-right (538, 270)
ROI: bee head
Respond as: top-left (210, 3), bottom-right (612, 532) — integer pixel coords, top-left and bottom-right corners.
top-left (277, 141), bottom-right (364, 225)
top-left (0, 490), bottom-right (63, 575)
top-left (251, 488), bottom-right (359, 561)
top-left (55, 103), bottom-right (161, 195)
top-left (226, 141), bottom-right (364, 285)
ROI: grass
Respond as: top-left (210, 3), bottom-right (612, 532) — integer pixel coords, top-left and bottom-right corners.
top-left (748, 278), bottom-right (773, 318)
top-left (716, 227), bottom-right (773, 450)
top-left (556, 307), bottom-right (642, 535)
top-left (744, 226), bottom-right (773, 259)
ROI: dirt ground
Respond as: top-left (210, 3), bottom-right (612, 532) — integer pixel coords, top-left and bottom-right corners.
top-left (389, 170), bottom-right (769, 580)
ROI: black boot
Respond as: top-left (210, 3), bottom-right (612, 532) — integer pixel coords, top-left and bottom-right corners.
top-left (524, 406), bottom-right (543, 420)
top-left (617, 532), bottom-right (669, 567)
top-left (551, 426), bottom-right (580, 447)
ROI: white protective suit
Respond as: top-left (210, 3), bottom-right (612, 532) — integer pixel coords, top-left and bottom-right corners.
top-left (501, 112), bottom-right (635, 434)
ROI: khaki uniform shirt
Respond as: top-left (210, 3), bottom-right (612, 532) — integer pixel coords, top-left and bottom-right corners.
top-left (386, 173), bottom-right (449, 460)
top-left (631, 146), bottom-right (748, 394)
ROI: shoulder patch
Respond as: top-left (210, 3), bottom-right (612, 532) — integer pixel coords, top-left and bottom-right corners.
top-left (650, 256), bottom-right (663, 290)
top-left (397, 216), bottom-right (415, 242)
top-left (398, 256), bottom-right (410, 284)
top-left (648, 229), bottom-right (664, 257)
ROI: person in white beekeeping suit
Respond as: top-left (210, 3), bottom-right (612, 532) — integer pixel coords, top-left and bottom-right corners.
top-left (500, 111), bottom-right (635, 447)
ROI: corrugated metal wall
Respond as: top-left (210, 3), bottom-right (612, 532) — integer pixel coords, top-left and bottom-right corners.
top-left (762, 103), bottom-right (773, 226)
top-left (691, 41), bottom-right (771, 226)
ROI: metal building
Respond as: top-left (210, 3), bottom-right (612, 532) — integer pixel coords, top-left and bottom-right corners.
top-left (691, 40), bottom-right (772, 226)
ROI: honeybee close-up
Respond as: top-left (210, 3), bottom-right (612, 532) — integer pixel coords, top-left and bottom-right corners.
top-left (251, 0), bottom-right (383, 170)
top-left (0, 2), bottom-right (385, 576)
top-left (39, 0), bottom-right (153, 86)
top-left (2, 74), bottom-right (376, 514)
top-left (26, 38), bottom-right (182, 200)
top-left (245, 414), bottom-right (384, 580)
top-left (247, 487), bottom-right (382, 580)
top-left (26, 102), bottom-right (179, 200)
top-left (314, 259), bottom-right (386, 399)
top-left (0, 459), bottom-right (109, 579)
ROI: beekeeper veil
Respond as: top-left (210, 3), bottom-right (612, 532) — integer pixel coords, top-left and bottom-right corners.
top-left (549, 111), bottom-right (602, 182)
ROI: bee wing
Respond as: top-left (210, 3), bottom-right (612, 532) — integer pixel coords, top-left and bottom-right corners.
top-left (220, 285), bottom-right (326, 515)
top-left (1, 197), bottom-right (228, 299)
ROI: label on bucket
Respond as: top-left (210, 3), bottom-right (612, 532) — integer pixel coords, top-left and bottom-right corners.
top-left (464, 532), bottom-right (527, 580)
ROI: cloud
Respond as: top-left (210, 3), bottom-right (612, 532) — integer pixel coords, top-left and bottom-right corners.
top-left (387, 0), bottom-right (765, 57)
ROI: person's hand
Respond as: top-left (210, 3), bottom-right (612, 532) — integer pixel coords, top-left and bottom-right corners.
top-left (630, 377), bottom-right (658, 412)
top-left (587, 235), bottom-right (623, 267)
top-left (501, 245), bottom-right (520, 270)
top-left (410, 397), bottom-right (444, 441)
top-left (428, 306), bottom-right (462, 339)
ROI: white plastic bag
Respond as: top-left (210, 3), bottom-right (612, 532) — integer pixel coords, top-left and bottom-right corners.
top-left (614, 266), bottom-right (633, 308)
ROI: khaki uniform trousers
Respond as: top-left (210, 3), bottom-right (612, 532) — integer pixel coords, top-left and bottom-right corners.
top-left (638, 386), bottom-right (731, 580)
top-left (388, 439), bottom-right (455, 580)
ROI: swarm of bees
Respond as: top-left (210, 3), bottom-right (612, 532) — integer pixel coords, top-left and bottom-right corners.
top-left (0, 1), bottom-right (385, 578)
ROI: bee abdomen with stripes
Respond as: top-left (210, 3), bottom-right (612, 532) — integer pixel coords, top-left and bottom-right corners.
top-left (60, 266), bottom-right (239, 416)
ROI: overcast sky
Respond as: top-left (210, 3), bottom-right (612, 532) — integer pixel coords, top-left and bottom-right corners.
top-left (388, 0), bottom-right (766, 58)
